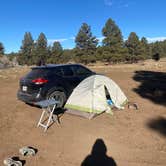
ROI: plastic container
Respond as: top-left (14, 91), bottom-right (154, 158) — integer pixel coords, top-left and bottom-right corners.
top-left (107, 99), bottom-right (113, 105)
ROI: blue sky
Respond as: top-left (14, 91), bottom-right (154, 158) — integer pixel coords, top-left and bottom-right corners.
top-left (0, 0), bottom-right (166, 53)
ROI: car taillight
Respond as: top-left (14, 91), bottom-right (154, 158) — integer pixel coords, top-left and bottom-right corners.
top-left (32, 78), bottom-right (48, 85)
top-left (20, 77), bottom-right (24, 81)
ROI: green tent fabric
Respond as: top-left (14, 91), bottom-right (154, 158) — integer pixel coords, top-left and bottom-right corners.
top-left (65, 75), bottom-right (128, 119)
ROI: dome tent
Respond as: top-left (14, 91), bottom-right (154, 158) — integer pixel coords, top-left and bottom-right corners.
top-left (65, 75), bottom-right (128, 119)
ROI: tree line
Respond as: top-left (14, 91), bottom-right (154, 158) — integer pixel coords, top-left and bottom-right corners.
top-left (1, 18), bottom-right (166, 65)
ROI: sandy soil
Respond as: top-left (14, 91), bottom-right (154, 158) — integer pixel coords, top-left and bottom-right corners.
top-left (0, 60), bottom-right (166, 166)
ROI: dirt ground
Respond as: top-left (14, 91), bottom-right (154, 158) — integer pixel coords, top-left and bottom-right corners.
top-left (0, 60), bottom-right (166, 166)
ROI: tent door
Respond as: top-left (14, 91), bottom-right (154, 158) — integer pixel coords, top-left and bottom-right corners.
top-left (104, 86), bottom-right (114, 107)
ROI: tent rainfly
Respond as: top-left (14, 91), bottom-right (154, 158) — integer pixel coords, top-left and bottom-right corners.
top-left (65, 75), bottom-right (128, 119)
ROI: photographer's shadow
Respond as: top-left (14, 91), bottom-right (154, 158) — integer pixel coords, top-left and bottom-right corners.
top-left (81, 139), bottom-right (117, 166)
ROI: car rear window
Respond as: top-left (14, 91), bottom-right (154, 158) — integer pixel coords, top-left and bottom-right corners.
top-left (62, 66), bottom-right (74, 76)
top-left (71, 65), bottom-right (92, 75)
top-left (26, 68), bottom-right (50, 79)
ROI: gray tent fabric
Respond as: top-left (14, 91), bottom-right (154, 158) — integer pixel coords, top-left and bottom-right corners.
top-left (65, 75), bottom-right (128, 119)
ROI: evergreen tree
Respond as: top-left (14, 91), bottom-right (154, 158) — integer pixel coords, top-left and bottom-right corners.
top-left (161, 40), bottom-right (166, 57)
top-left (102, 18), bottom-right (123, 47)
top-left (52, 41), bottom-right (63, 52)
top-left (141, 37), bottom-right (148, 44)
top-left (151, 41), bottom-right (163, 60)
top-left (125, 32), bottom-right (142, 62)
top-left (152, 52), bottom-right (160, 61)
top-left (61, 49), bottom-right (74, 63)
top-left (0, 42), bottom-right (5, 55)
top-left (19, 32), bottom-right (34, 65)
top-left (140, 37), bottom-right (150, 59)
top-left (75, 23), bottom-right (98, 50)
top-left (75, 23), bottom-right (98, 63)
top-left (95, 46), bottom-right (104, 61)
top-left (48, 41), bottom-right (63, 63)
top-left (101, 18), bottom-right (126, 63)
top-left (35, 32), bottom-right (48, 65)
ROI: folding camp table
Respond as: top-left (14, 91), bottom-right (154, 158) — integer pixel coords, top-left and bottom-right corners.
top-left (35, 99), bottom-right (59, 132)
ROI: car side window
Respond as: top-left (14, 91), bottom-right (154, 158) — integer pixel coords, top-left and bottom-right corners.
top-left (62, 66), bottom-right (74, 77)
top-left (73, 65), bottom-right (92, 75)
top-left (52, 67), bottom-right (63, 76)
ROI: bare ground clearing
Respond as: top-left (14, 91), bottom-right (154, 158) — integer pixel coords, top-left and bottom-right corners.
top-left (0, 60), bottom-right (166, 166)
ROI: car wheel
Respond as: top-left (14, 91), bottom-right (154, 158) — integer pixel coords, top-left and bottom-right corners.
top-left (47, 90), bottom-right (66, 108)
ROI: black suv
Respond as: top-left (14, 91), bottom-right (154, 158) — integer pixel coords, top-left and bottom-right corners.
top-left (17, 64), bottom-right (95, 107)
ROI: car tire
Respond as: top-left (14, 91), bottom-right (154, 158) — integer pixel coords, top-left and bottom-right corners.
top-left (47, 90), bottom-right (66, 108)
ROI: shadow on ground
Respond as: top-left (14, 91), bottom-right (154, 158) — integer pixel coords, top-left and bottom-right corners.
top-left (81, 138), bottom-right (117, 166)
top-left (147, 117), bottom-right (166, 137)
top-left (133, 71), bottom-right (166, 106)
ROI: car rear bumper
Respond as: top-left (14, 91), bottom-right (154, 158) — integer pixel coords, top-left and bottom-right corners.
top-left (17, 90), bottom-right (45, 104)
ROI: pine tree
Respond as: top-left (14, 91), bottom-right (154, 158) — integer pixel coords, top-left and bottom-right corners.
top-left (125, 32), bottom-right (142, 62)
top-left (19, 32), bottom-right (34, 65)
top-left (0, 42), bottom-right (4, 55)
top-left (75, 23), bottom-right (98, 63)
top-left (61, 49), bottom-right (74, 63)
top-left (35, 32), bottom-right (48, 65)
top-left (141, 37), bottom-right (148, 44)
top-left (101, 18), bottom-right (125, 63)
top-left (75, 23), bottom-right (98, 50)
top-left (52, 41), bottom-right (62, 52)
top-left (102, 18), bottom-right (123, 47)
top-left (161, 40), bottom-right (166, 57)
top-left (140, 37), bottom-right (150, 59)
top-left (151, 41), bottom-right (163, 60)
top-left (49, 41), bottom-right (63, 63)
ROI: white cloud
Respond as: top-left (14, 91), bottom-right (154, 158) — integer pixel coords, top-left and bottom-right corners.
top-left (47, 36), bottom-right (166, 47)
top-left (47, 37), bottom-right (75, 45)
top-left (147, 37), bottom-right (166, 43)
top-left (48, 38), bottom-right (68, 43)
top-left (70, 36), bottom-right (75, 40)
top-left (104, 0), bottom-right (113, 6)
top-left (97, 37), bottom-right (105, 42)
top-left (97, 36), bottom-right (166, 43)
top-left (104, 0), bottom-right (129, 8)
